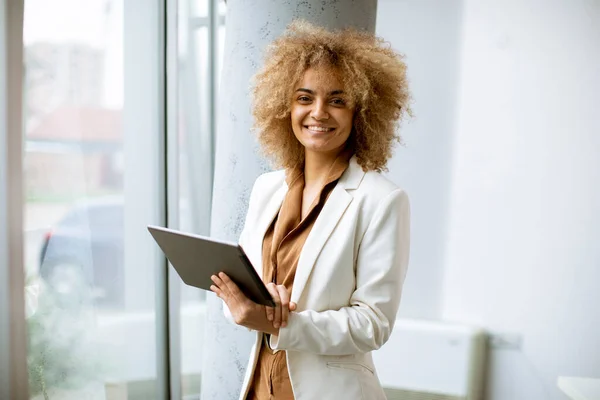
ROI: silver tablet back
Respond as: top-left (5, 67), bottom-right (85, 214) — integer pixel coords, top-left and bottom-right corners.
top-left (147, 225), bottom-right (273, 306)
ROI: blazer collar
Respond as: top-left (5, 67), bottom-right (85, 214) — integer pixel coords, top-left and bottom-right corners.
top-left (291, 155), bottom-right (366, 303)
top-left (338, 155), bottom-right (366, 191)
top-left (252, 155), bottom-right (366, 303)
top-left (282, 154), bottom-right (365, 190)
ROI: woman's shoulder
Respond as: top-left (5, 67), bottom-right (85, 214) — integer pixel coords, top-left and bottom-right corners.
top-left (358, 169), bottom-right (407, 200)
top-left (343, 156), bottom-right (404, 199)
top-left (353, 171), bottom-right (409, 228)
top-left (245, 169), bottom-right (286, 207)
top-left (253, 169), bottom-right (286, 191)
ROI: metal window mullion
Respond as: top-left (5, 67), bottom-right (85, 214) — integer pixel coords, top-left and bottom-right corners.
top-left (207, 0), bottom-right (218, 223)
top-left (0, 0), bottom-right (28, 399)
top-left (165, 0), bottom-right (182, 398)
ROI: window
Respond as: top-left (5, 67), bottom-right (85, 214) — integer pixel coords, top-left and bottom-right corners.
top-left (23, 0), bottom-right (166, 398)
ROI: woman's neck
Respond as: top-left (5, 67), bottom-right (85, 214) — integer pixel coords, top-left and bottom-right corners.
top-left (303, 147), bottom-right (344, 187)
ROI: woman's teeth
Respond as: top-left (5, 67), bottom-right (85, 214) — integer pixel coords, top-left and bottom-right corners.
top-left (306, 126), bottom-right (334, 132)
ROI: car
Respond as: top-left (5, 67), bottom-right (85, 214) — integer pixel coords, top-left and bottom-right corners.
top-left (39, 196), bottom-right (125, 308)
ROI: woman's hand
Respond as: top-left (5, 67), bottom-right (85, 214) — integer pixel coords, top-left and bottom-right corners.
top-left (211, 272), bottom-right (292, 334)
top-left (265, 282), bottom-right (297, 329)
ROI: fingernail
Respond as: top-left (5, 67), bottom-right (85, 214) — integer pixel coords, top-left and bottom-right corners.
top-left (274, 323), bottom-right (280, 328)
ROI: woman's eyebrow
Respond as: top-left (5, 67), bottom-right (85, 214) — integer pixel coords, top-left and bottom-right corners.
top-left (295, 88), bottom-right (345, 95)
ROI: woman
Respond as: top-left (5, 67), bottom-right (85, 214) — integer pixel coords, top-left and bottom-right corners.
top-left (210, 20), bottom-right (411, 400)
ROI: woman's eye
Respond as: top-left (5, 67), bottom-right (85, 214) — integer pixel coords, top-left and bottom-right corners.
top-left (297, 96), bottom-right (311, 102)
top-left (331, 98), bottom-right (346, 106)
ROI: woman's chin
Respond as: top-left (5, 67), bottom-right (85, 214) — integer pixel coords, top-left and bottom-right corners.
top-left (301, 141), bottom-right (345, 155)
top-left (295, 131), bottom-right (349, 155)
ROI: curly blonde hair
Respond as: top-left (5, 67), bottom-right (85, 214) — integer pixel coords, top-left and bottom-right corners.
top-left (251, 20), bottom-right (411, 172)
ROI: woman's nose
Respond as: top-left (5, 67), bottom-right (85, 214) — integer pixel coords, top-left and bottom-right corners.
top-left (310, 100), bottom-right (329, 120)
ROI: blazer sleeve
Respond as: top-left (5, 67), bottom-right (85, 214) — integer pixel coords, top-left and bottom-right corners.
top-left (270, 188), bottom-right (410, 355)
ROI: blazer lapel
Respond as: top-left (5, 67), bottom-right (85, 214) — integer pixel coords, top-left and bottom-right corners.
top-left (290, 156), bottom-right (366, 304)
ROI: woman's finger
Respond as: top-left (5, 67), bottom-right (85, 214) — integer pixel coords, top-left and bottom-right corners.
top-left (276, 285), bottom-right (290, 327)
top-left (266, 282), bottom-right (282, 328)
top-left (218, 272), bottom-right (247, 303)
top-left (265, 306), bottom-right (274, 321)
top-left (211, 274), bottom-right (229, 299)
top-left (210, 284), bottom-right (222, 299)
top-left (212, 273), bottom-right (243, 305)
top-left (211, 275), bottom-right (223, 291)
top-left (289, 302), bottom-right (297, 311)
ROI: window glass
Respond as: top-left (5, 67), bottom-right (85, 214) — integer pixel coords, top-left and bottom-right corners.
top-left (23, 0), bottom-right (164, 398)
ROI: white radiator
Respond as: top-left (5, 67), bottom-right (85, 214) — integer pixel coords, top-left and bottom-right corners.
top-left (373, 318), bottom-right (487, 400)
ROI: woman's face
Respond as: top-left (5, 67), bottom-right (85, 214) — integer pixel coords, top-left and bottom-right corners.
top-left (290, 67), bottom-right (354, 157)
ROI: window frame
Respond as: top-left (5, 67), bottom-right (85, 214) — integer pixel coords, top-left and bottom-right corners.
top-left (0, 0), bottom-right (28, 398)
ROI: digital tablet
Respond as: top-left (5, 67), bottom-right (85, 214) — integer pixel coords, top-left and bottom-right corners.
top-left (147, 225), bottom-right (275, 307)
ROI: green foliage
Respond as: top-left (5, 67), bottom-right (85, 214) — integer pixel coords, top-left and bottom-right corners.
top-left (26, 277), bottom-right (107, 399)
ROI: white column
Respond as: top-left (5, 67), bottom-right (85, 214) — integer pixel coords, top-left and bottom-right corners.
top-left (203, 1), bottom-right (377, 399)
top-left (0, 0), bottom-right (28, 399)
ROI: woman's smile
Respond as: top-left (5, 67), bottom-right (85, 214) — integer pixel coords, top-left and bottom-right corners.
top-left (290, 67), bottom-right (354, 156)
top-left (304, 125), bottom-right (335, 134)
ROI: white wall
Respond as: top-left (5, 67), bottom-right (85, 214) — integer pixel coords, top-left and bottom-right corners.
top-left (376, 0), bottom-right (463, 320)
top-left (445, 1), bottom-right (600, 398)
top-left (378, 0), bottom-right (600, 399)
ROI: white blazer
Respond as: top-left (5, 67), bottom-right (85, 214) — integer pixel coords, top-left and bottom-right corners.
top-left (226, 155), bottom-right (410, 400)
